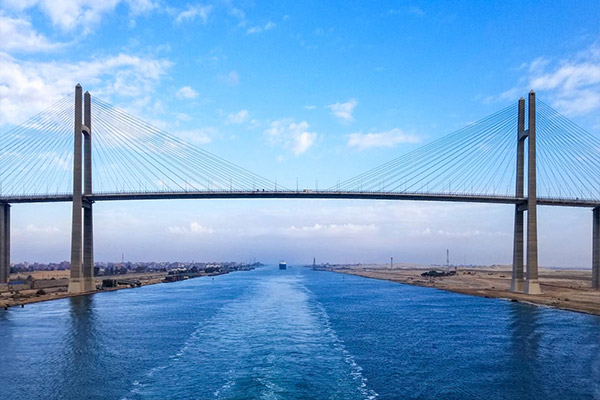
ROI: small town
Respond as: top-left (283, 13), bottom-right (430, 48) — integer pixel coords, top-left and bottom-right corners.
top-left (1, 261), bottom-right (260, 308)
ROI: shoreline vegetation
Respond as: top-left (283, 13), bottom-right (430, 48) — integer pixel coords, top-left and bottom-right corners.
top-left (322, 264), bottom-right (600, 316)
top-left (0, 267), bottom-right (251, 309)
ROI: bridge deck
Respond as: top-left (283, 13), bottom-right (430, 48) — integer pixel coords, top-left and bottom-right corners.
top-left (0, 191), bottom-right (597, 208)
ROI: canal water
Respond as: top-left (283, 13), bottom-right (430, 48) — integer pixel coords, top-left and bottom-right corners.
top-left (1, 266), bottom-right (599, 399)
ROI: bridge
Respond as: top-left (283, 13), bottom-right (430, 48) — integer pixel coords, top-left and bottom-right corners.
top-left (1, 85), bottom-right (600, 295)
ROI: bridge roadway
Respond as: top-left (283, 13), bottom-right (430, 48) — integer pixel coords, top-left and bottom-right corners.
top-left (0, 190), bottom-right (598, 208)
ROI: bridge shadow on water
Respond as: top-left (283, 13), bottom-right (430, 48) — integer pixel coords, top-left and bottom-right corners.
top-left (53, 296), bottom-right (101, 399)
top-left (507, 304), bottom-right (543, 396)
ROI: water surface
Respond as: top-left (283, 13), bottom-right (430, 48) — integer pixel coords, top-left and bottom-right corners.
top-left (1, 266), bottom-right (599, 399)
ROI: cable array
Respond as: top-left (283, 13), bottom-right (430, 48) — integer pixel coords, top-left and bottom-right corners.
top-left (331, 104), bottom-right (519, 196)
top-left (0, 95), bottom-right (281, 196)
top-left (1, 93), bottom-right (599, 201)
top-left (537, 101), bottom-right (600, 201)
top-left (90, 97), bottom-right (280, 193)
top-left (0, 94), bottom-right (74, 196)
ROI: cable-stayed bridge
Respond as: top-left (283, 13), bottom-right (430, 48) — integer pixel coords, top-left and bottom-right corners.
top-left (1, 85), bottom-right (599, 295)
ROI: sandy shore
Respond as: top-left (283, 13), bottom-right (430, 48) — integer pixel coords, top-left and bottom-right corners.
top-left (326, 264), bottom-right (600, 316)
top-left (0, 271), bottom-right (169, 309)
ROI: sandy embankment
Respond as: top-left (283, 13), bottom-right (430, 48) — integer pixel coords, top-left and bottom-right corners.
top-left (0, 270), bottom-right (168, 308)
top-left (328, 264), bottom-right (600, 316)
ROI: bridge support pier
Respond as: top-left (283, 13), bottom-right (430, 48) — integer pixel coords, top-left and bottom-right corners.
top-left (69, 85), bottom-right (95, 293)
top-left (525, 90), bottom-right (542, 295)
top-left (510, 97), bottom-right (526, 293)
top-left (0, 204), bottom-right (10, 284)
top-left (68, 84), bottom-right (84, 294)
top-left (593, 207), bottom-right (600, 289)
top-left (82, 202), bottom-right (94, 291)
top-left (82, 91), bottom-right (94, 292)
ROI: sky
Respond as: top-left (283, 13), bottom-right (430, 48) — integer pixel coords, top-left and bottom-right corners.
top-left (1, 0), bottom-right (600, 266)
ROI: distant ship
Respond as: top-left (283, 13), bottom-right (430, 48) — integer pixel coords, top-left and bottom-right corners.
top-left (279, 261), bottom-right (287, 270)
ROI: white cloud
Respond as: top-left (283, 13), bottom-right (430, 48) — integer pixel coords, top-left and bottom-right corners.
top-left (265, 119), bottom-right (317, 156)
top-left (247, 21), bottom-right (276, 34)
top-left (0, 52), bottom-right (172, 126)
top-left (347, 128), bottom-right (420, 150)
top-left (38, 151), bottom-right (71, 171)
top-left (407, 6), bottom-right (425, 16)
top-left (219, 70), bottom-right (240, 86)
top-left (499, 42), bottom-right (600, 116)
top-left (3, 0), bottom-right (159, 34)
top-left (412, 227), bottom-right (509, 238)
top-left (226, 109), bottom-right (249, 124)
top-left (227, 6), bottom-right (245, 21)
top-left (287, 223), bottom-right (378, 237)
top-left (388, 6), bottom-right (425, 17)
top-left (175, 128), bottom-right (216, 145)
top-left (25, 224), bottom-right (60, 233)
top-left (0, 13), bottom-right (63, 52)
top-left (175, 112), bottom-right (192, 121)
top-left (304, 105), bottom-right (317, 110)
top-left (126, 0), bottom-right (158, 15)
top-left (292, 131), bottom-right (316, 155)
top-left (168, 222), bottom-right (214, 235)
top-left (175, 4), bottom-right (213, 24)
top-left (328, 98), bottom-right (358, 123)
top-left (176, 86), bottom-right (198, 99)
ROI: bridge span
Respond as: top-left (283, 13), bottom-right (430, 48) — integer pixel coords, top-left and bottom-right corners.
top-left (1, 86), bottom-right (600, 296)
top-left (2, 190), bottom-right (600, 208)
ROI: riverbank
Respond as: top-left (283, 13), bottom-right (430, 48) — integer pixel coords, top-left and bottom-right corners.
top-left (0, 270), bottom-right (229, 309)
top-left (326, 264), bottom-right (600, 316)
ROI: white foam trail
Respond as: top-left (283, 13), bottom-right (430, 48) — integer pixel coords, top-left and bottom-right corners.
top-left (122, 268), bottom-right (378, 399)
top-left (303, 285), bottom-right (379, 400)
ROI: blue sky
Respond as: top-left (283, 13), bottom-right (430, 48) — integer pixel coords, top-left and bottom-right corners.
top-left (1, 0), bottom-right (600, 266)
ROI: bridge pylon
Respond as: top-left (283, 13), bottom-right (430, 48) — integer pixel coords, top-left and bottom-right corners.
top-left (0, 203), bottom-right (9, 284)
top-left (593, 207), bottom-right (600, 289)
top-left (68, 85), bottom-right (95, 294)
top-left (511, 90), bottom-right (542, 295)
top-left (524, 90), bottom-right (542, 295)
top-left (510, 97), bottom-right (526, 293)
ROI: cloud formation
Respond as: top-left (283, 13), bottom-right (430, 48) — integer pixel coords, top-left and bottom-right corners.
top-left (219, 70), bottom-right (240, 86)
top-left (247, 21), bottom-right (276, 34)
top-left (226, 109), bottom-right (249, 124)
top-left (0, 52), bottom-right (172, 125)
top-left (176, 86), bottom-right (198, 99)
top-left (175, 4), bottom-right (213, 24)
top-left (347, 128), bottom-right (420, 150)
top-left (287, 223), bottom-right (378, 237)
top-left (500, 42), bottom-right (600, 116)
top-left (175, 127), bottom-right (216, 145)
top-left (0, 13), bottom-right (63, 52)
top-left (168, 222), bottom-right (215, 235)
top-left (328, 98), bottom-right (358, 123)
top-left (3, 0), bottom-right (158, 33)
top-left (265, 119), bottom-right (317, 156)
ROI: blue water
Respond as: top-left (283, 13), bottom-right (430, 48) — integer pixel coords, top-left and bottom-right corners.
top-left (1, 267), bottom-right (600, 399)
